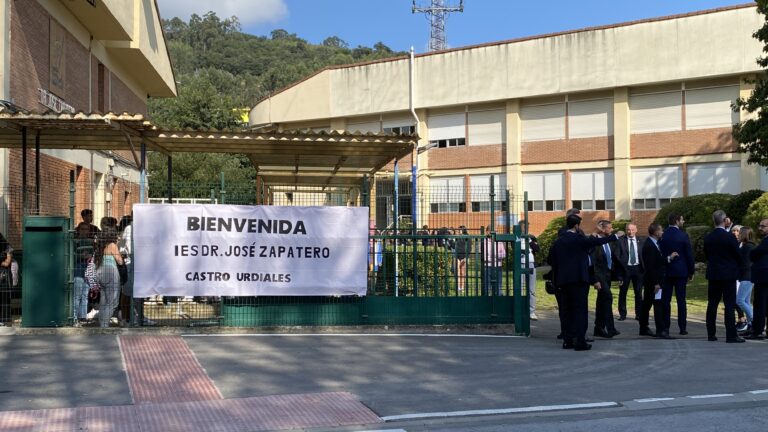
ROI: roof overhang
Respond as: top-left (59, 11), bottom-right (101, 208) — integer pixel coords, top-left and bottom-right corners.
top-left (0, 111), bottom-right (416, 187)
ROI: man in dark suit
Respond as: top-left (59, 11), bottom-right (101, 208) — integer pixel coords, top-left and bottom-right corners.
top-left (748, 218), bottom-right (768, 340)
top-left (550, 214), bottom-right (623, 351)
top-left (659, 213), bottom-right (695, 335)
top-left (615, 223), bottom-right (644, 321)
top-left (703, 210), bottom-right (744, 343)
top-left (590, 220), bottom-right (620, 338)
top-left (639, 223), bottom-right (669, 338)
top-left (551, 208), bottom-right (583, 340)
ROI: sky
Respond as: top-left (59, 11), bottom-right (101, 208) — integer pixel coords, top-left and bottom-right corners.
top-left (157, 0), bottom-right (753, 53)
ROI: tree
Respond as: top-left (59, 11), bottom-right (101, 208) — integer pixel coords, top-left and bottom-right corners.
top-left (149, 12), bottom-right (408, 187)
top-left (733, 0), bottom-right (768, 167)
top-left (323, 36), bottom-right (348, 48)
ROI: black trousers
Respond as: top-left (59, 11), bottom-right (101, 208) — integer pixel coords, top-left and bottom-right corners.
top-left (555, 288), bottom-right (566, 336)
top-left (706, 279), bottom-right (737, 340)
top-left (562, 282), bottom-right (590, 345)
top-left (752, 282), bottom-right (768, 336)
top-left (594, 274), bottom-right (615, 332)
top-left (619, 266), bottom-right (643, 319)
top-left (664, 277), bottom-right (688, 332)
top-left (638, 282), bottom-right (663, 332)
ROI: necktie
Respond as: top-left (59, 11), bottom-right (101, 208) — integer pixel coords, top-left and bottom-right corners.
top-left (629, 239), bottom-right (637, 265)
top-left (603, 244), bottom-right (612, 270)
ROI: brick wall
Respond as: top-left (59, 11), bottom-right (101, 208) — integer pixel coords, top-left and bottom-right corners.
top-left (428, 144), bottom-right (504, 170)
top-left (522, 136), bottom-right (613, 165)
top-left (110, 71), bottom-right (147, 115)
top-left (630, 128), bottom-right (735, 158)
top-left (9, 0), bottom-right (49, 111)
top-left (382, 154), bottom-right (414, 171)
top-left (630, 210), bottom-right (660, 234)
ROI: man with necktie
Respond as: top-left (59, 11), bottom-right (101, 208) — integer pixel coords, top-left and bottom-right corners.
top-left (703, 210), bottom-right (744, 343)
top-left (590, 220), bottom-right (620, 338)
top-left (615, 223), bottom-right (644, 321)
top-left (639, 223), bottom-right (668, 338)
top-left (660, 213), bottom-right (695, 336)
top-left (550, 214), bottom-right (624, 351)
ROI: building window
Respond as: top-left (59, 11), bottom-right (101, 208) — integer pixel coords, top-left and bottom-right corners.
top-left (630, 91), bottom-right (682, 133)
top-left (430, 177), bottom-right (466, 213)
top-left (429, 137), bottom-right (466, 148)
top-left (428, 112), bottom-right (465, 148)
top-left (468, 109), bottom-right (505, 145)
top-left (567, 98), bottom-right (613, 138)
top-left (523, 172), bottom-right (564, 212)
top-left (570, 170), bottom-right (615, 211)
top-left (470, 174), bottom-right (506, 212)
top-left (521, 103), bottom-right (566, 142)
top-left (684, 85), bottom-right (739, 130)
top-left (687, 162), bottom-right (741, 196)
top-left (383, 125), bottom-right (415, 135)
top-left (631, 166), bottom-right (682, 210)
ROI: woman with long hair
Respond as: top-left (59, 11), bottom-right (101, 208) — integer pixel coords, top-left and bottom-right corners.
top-left (736, 227), bottom-right (756, 334)
top-left (94, 227), bottom-right (124, 328)
top-left (455, 226), bottom-right (470, 293)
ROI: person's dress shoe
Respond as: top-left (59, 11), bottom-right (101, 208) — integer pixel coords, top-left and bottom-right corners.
top-left (708, 336), bottom-right (718, 341)
top-left (657, 331), bottom-right (673, 339)
top-left (745, 334), bottom-right (765, 340)
top-left (574, 343), bottom-right (592, 351)
top-left (585, 336), bottom-right (594, 343)
top-left (562, 342), bottom-right (575, 349)
top-left (608, 329), bottom-right (621, 337)
top-left (679, 330), bottom-right (688, 336)
top-left (639, 327), bottom-right (655, 337)
top-left (557, 333), bottom-right (564, 340)
top-left (617, 316), bottom-right (626, 321)
top-left (726, 337), bottom-right (746, 343)
top-left (594, 328), bottom-right (612, 338)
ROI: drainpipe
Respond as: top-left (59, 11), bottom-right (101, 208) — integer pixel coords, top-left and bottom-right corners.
top-left (409, 47), bottom-right (419, 230)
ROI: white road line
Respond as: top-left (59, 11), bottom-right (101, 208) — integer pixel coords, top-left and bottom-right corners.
top-left (687, 394), bottom-right (734, 399)
top-left (749, 389), bottom-right (768, 394)
top-left (634, 397), bottom-right (675, 403)
top-left (380, 402), bottom-right (619, 421)
top-left (182, 333), bottom-right (525, 338)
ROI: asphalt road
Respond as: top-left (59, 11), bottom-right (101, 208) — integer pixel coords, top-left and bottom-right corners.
top-left (184, 314), bottom-right (768, 419)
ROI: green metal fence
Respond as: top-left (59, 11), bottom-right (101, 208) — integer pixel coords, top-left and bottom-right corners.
top-left (5, 174), bottom-right (531, 334)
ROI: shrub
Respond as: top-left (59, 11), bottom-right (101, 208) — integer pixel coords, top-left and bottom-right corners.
top-left (684, 225), bottom-right (711, 263)
top-left (744, 192), bottom-right (768, 231)
top-left (611, 219), bottom-right (631, 233)
top-left (725, 189), bottom-right (764, 225)
top-left (652, 193), bottom-right (733, 227)
top-left (536, 216), bottom-right (565, 263)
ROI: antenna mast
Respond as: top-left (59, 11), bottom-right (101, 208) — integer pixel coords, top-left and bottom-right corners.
top-left (412, 0), bottom-right (464, 52)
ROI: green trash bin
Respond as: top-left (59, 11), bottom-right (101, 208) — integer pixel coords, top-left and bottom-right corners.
top-left (22, 216), bottom-right (69, 327)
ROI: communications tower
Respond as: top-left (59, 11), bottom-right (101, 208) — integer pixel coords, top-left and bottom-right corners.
top-left (412, 0), bottom-right (464, 52)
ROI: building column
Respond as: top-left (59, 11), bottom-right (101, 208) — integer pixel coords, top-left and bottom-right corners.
top-left (613, 88), bottom-right (632, 220)
top-left (415, 109), bottom-right (429, 228)
top-left (738, 75), bottom-right (762, 191)
top-left (504, 99), bottom-right (523, 219)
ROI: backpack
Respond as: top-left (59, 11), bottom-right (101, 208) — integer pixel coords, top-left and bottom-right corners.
top-left (85, 257), bottom-right (100, 291)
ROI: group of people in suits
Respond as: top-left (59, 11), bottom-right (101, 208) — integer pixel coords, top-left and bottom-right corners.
top-left (547, 206), bottom-right (768, 351)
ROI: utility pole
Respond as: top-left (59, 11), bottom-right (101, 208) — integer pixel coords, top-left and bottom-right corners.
top-left (412, 0), bottom-right (464, 52)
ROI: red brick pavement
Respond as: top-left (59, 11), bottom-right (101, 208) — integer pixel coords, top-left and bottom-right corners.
top-left (0, 392), bottom-right (382, 431)
top-left (118, 335), bottom-right (223, 404)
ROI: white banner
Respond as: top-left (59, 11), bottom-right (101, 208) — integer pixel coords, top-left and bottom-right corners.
top-left (133, 204), bottom-right (369, 297)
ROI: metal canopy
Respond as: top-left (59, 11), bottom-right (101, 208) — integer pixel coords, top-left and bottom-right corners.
top-left (0, 111), bottom-right (416, 187)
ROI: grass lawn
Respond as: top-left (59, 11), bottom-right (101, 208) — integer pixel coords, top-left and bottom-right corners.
top-left (532, 271), bottom-right (713, 319)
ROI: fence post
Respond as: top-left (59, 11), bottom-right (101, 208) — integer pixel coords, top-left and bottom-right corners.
top-left (139, 142), bottom-right (146, 204)
top-left (219, 172), bottom-right (226, 204)
top-left (513, 223), bottom-right (530, 336)
top-left (69, 170), bottom-right (75, 230)
top-left (393, 162), bottom-right (399, 297)
top-left (35, 131), bottom-right (40, 214)
top-left (167, 156), bottom-right (173, 204)
top-left (361, 175), bottom-right (369, 207)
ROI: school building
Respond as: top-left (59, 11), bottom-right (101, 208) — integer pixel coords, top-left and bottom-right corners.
top-left (0, 0), bottom-right (176, 244)
top-left (250, 3), bottom-right (768, 234)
